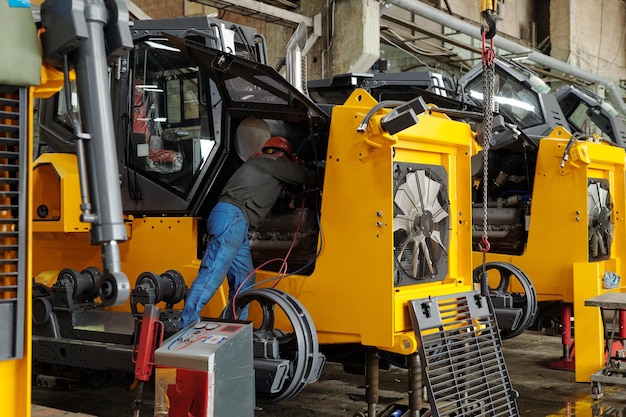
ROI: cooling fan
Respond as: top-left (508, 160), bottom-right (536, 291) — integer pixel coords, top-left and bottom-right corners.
top-left (588, 179), bottom-right (613, 261)
top-left (393, 165), bottom-right (449, 285)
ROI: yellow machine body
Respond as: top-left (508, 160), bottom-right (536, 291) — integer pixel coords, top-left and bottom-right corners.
top-left (31, 89), bottom-right (475, 356)
top-left (263, 91), bottom-right (475, 353)
top-left (473, 127), bottom-right (626, 381)
top-left (32, 154), bottom-right (201, 303)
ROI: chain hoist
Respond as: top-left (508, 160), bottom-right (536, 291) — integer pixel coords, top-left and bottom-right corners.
top-left (479, 3), bottom-right (497, 295)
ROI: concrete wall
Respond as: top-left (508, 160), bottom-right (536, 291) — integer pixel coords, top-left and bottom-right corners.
top-left (425, 0), bottom-right (536, 43)
top-left (551, 0), bottom-right (626, 84)
top-left (132, 0), bottom-right (184, 18)
top-left (288, 0), bottom-right (380, 80)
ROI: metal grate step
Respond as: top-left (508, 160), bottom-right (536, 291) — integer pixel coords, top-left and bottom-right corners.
top-left (409, 291), bottom-right (520, 417)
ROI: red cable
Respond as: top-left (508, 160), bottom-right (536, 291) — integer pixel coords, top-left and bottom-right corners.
top-left (231, 196), bottom-right (308, 318)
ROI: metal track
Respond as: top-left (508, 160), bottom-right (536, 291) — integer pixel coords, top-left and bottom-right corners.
top-left (409, 291), bottom-right (519, 417)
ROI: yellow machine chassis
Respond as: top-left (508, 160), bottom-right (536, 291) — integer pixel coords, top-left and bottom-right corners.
top-left (31, 90), bottom-right (476, 358)
top-left (473, 127), bottom-right (626, 381)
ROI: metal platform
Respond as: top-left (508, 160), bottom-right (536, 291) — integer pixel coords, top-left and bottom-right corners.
top-left (585, 292), bottom-right (626, 399)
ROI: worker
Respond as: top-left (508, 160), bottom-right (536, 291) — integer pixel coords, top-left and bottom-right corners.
top-left (180, 136), bottom-right (319, 327)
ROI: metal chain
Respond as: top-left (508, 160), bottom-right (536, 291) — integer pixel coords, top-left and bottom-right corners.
top-left (479, 7), bottom-right (497, 297)
top-left (480, 31), bottom-right (495, 254)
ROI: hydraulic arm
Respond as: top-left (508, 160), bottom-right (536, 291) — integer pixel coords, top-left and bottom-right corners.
top-left (40, 0), bottom-right (133, 305)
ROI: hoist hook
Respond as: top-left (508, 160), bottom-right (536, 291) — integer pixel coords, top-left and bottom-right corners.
top-left (481, 10), bottom-right (497, 40)
top-left (478, 236), bottom-right (491, 253)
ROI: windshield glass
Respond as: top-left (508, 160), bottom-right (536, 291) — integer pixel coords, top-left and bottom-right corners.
top-left (224, 76), bottom-right (288, 105)
top-left (464, 68), bottom-right (545, 129)
top-left (561, 98), bottom-right (618, 143)
top-left (130, 39), bottom-right (217, 196)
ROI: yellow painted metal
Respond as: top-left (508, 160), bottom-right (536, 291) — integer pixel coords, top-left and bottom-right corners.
top-left (573, 262), bottom-right (605, 382)
top-left (32, 154), bottom-right (89, 233)
top-left (31, 89), bottom-right (476, 357)
top-left (254, 89), bottom-right (475, 354)
top-left (480, 0), bottom-right (497, 13)
top-left (35, 62), bottom-right (69, 100)
top-left (31, 155), bottom-right (202, 312)
top-left (32, 223), bottom-right (201, 315)
top-left (472, 127), bottom-right (626, 382)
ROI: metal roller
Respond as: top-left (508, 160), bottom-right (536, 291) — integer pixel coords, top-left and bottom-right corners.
top-left (135, 270), bottom-right (186, 305)
top-left (55, 267), bottom-right (102, 301)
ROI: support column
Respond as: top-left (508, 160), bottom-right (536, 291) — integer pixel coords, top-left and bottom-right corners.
top-left (297, 0), bottom-right (379, 80)
top-left (366, 347), bottom-right (379, 416)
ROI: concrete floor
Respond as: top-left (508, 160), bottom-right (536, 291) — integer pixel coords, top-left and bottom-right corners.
top-left (31, 330), bottom-right (626, 417)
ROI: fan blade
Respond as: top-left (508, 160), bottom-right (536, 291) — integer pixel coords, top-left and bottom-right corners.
top-left (415, 172), bottom-right (448, 223)
top-left (597, 185), bottom-right (608, 206)
top-left (406, 171), bottom-right (421, 209)
top-left (588, 183), bottom-right (609, 226)
top-left (429, 200), bottom-right (449, 223)
top-left (588, 183), bottom-right (608, 211)
top-left (411, 240), bottom-right (419, 277)
top-left (395, 180), bottom-right (417, 216)
top-left (431, 230), bottom-right (445, 248)
top-left (419, 172), bottom-right (441, 208)
top-left (598, 231), bottom-right (607, 256)
top-left (420, 238), bottom-right (435, 275)
top-left (394, 216), bottom-right (412, 233)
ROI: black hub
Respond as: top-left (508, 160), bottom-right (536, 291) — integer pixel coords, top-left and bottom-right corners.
top-left (416, 210), bottom-right (434, 237)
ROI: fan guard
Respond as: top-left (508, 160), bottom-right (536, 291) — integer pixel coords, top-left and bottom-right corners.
top-left (393, 164), bottom-right (449, 285)
top-left (588, 179), bottom-right (613, 261)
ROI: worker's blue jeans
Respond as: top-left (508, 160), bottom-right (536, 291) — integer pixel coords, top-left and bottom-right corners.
top-left (180, 202), bottom-right (255, 328)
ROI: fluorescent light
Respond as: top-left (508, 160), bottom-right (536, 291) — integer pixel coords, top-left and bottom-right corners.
top-left (469, 90), bottom-right (535, 112)
top-left (145, 40), bottom-right (181, 52)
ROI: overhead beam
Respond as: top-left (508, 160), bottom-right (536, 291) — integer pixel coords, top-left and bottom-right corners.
top-left (384, 0), bottom-right (626, 117)
top-left (188, 0), bottom-right (312, 28)
top-left (126, 0), bottom-right (151, 20)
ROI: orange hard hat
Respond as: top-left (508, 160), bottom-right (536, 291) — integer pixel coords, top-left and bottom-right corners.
top-left (262, 136), bottom-right (293, 157)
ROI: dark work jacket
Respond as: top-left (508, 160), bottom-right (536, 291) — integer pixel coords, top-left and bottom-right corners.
top-left (219, 154), bottom-right (318, 228)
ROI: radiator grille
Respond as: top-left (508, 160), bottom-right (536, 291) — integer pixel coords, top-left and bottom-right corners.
top-left (0, 85), bottom-right (27, 360)
top-left (409, 291), bottom-right (519, 417)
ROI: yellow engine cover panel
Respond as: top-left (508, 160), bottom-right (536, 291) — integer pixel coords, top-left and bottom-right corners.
top-left (474, 135), bottom-right (626, 303)
top-left (267, 90), bottom-right (475, 353)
